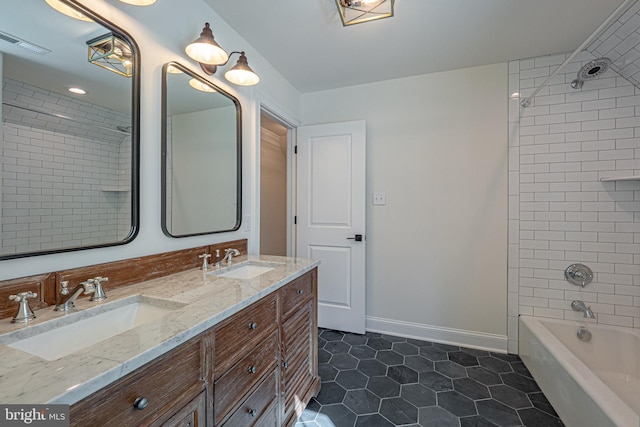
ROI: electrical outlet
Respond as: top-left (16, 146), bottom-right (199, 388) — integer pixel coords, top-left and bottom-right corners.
top-left (373, 192), bottom-right (386, 205)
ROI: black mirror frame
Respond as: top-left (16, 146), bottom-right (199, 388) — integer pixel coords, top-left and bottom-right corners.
top-left (0, 0), bottom-right (140, 260)
top-left (160, 62), bottom-right (242, 238)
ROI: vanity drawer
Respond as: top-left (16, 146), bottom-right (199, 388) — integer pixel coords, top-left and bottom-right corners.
top-left (214, 331), bottom-right (278, 424)
top-left (280, 270), bottom-right (315, 319)
top-left (70, 338), bottom-right (204, 427)
top-left (220, 369), bottom-right (278, 427)
top-left (214, 293), bottom-right (277, 377)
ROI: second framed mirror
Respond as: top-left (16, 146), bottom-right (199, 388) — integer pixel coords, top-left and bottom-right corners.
top-left (161, 62), bottom-right (241, 237)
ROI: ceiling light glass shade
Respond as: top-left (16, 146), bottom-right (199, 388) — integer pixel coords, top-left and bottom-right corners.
top-left (118, 0), bottom-right (156, 5)
top-left (45, 0), bottom-right (93, 22)
top-left (166, 64), bottom-right (184, 74)
top-left (336, 0), bottom-right (394, 26)
top-left (87, 33), bottom-right (134, 77)
top-left (185, 23), bottom-right (229, 65)
top-left (224, 52), bottom-right (260, 86)
top-left (188, 78), bottom-right (217, 93)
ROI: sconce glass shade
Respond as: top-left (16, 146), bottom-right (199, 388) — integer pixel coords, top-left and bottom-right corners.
top-left (45, 0), bottom-right (93, 22)
top-left (336, 0), bottom-right (394, 26)
top-left (87, 33), bottom-right (133, 77)
top-left (166, 64), bottom-right (184, 74)
top-left (188, 78), bottom-right (217, 93)
top-left (224, 52), bottom-right (260, 86)
top-left (185, 23), bottom-right (229, 65)
top-left (118, 0), bottom-right (157, 5)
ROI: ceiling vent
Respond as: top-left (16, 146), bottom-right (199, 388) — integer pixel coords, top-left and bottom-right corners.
top-left (0, 31), bottom-right (51, 55)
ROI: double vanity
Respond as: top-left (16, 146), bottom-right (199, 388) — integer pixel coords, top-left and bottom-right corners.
top-left (0, 254), bottom-right (320, 426)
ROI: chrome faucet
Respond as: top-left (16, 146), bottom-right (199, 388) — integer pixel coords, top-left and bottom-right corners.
top-left (571, 300), bottom-right (596, 319)
top-left (91, 276), bottom-right (108, 302)
top-left (55, 280), bottom-right (96, 312)
top-left (216, 248), bottom-right (241, 266)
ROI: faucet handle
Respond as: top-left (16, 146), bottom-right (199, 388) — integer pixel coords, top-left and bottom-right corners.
top-left (9, 292), bottom-right (37, 324)
top-left (9, 291), bottom-right (37, 302)
top-left (60, 281), bottom-right (70, 295)
top-left (90, 277), bottom-right (107, 302)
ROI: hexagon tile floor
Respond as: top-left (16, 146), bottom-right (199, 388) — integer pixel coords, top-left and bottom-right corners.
top-left (295, 329), bottom-right (564, 427)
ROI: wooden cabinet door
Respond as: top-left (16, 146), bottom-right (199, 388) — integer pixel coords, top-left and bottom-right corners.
top-left (160, 390), bottom-right (207, 427)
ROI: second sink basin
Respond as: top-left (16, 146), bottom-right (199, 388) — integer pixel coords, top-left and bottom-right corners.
top-left (211, 260), bottom-right (283, 280)
top-left (0, 295), bottom-right (186, 361)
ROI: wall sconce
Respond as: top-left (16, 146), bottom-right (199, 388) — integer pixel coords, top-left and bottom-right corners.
top-left (336, 0), bottom-right (395, 26)
top-left (185, 23), bottom-right (260, 86)
top-left (45, 0), bottom-right (93, 22)
top-left (118, 0), bottom-right (156, 5)
top-left (87, 33), bottom-right (133, 77)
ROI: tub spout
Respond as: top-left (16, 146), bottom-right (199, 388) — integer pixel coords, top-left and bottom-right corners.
top-left (571, 300), bottom-right (596, 319)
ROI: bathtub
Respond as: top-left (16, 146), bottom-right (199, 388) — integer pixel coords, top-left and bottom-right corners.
top-left (519, 315), bottom-right (639, 427)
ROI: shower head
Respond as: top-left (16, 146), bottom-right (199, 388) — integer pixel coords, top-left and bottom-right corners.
top-left (571, 57), bottom-right (612, 89)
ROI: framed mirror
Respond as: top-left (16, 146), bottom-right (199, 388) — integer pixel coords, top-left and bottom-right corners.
top-left (161, 62), bottom-right (241, 237)
top-left (0, 1), bottom-right (139, 259)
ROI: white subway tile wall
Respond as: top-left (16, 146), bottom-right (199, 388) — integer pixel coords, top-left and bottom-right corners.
top-left (509, 47), bottom-right (640, 352)
top-left (1, 78), bottom-right (132, 255)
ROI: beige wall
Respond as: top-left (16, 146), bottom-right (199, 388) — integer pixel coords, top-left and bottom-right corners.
top-left (302, 63), bottom-right (509, 350)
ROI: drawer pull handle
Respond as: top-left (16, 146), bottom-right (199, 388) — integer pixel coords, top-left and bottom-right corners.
top-left (133, 397), bottom-right (149, 410)
top-left (248, 322), bottom-right (258, 330)
top-left (282, 361), bottom-right (289, 368)
top-left (297, 289), bottom-right (304, 294)
top-left (248, 409), bottom-right (257, 417)
top-left (248, 366), bottom-right (257, 374)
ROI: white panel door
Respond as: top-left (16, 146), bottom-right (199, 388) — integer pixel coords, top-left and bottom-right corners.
top-left (296, 120), bottom-right (366, 334)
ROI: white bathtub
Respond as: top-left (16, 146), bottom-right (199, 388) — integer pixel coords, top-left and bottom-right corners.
top-left (519, 315), bottom-right (639, 427)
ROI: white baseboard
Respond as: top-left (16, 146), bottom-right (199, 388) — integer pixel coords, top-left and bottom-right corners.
top-left (366, 316), bottom-right (509, 353)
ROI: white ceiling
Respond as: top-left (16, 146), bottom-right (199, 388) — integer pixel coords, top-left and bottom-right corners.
top-left (203, 0), bottom-right (627, 93)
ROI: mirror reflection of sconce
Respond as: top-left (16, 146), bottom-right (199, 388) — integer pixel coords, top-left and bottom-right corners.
top-left (46, 0), bottom-right (156, 22)
top-left (87, 33), bottom-right (133, 77)
top-left (185, 23), bottom-right (260, 86)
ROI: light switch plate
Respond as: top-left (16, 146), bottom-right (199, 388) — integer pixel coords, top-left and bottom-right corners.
top-left (373, 192), bottom-right (386, 205)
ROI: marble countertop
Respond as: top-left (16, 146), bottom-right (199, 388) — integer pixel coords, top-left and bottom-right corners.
top-left (0, 255), bottom-right (319, 405)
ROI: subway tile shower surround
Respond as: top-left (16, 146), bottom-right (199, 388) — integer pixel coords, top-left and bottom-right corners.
top-left (508, 2), bottom-right (640, 353)
top-left (1, 77), bottom-right (132, 255)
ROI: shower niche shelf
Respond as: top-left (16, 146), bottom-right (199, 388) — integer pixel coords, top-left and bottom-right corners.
top-left (600, 175), bottom-right (640, 182)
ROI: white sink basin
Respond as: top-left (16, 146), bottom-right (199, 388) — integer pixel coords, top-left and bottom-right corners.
top-left (0, 295), bottom-right (185, 361)
top-left (212, 261), bottom-right (283, 280)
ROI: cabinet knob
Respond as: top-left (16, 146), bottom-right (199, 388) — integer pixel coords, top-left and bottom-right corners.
top-left (248, 408), bottom-right (257, 417)
top-left (133, 397), bottom-right (149, 410)
top-left (248, 322), bottom-right (258, 330)
top-left (282, 361), bottom-right (289, 368)
top-left (297, 289), bottom-right (304, 295)
top-left (248, 366), bottom-right (257, 374)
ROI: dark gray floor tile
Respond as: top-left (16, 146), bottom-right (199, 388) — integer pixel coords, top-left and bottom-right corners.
top-left (490, 352), bottom-right (520, 363)
top-left (500, 372), bottom-right (541, 393)
top-left (321, 330), bottom-right (345, 341)
top-left (317, 404), bottom-right (357, 427)
top-left (315, 381), bottom-right (347, 405)
top-left (326, 340), bottom-right (351, 354)
top-left (527, 392), bottom-right (559, 417)
top-left (318, 364), bottom-right (339, 382)
top-left (433, 342), bottom-right (460, 352)
top-left (358, 359), bottom-right (387, 377)
top-left (382, 334), bottom-right (408, 343)
top-left (435, 360), bottom-right (467, 379)
top-left (517, 407), bottom-right (564, 427)
top-left (376, 350), bottom-right (404, 366)
top-left (343, 333), bottom-right (368, 346)
top-left (476, 399), bottom-right (522, 427)
top-left (479, 356), bottom-right (513, 374)
top-left (318, 348), bottom-right (332, 364)
top-left (449, 351), bottom-right (480, 367)
top-left (418, 406), bottom-right (459, 426)
top-left (392, 341), bottom-right (420, 356)
top-left (401, 383), bottom-right (436, 408)
top-left (367, 376), bottom-right (401, 398)
top-left (459, 415), bottom-right (500, 426)
top-left (387, 365), bottom-right (419, 384)
top-left (298, 399), bottom-right (321, 422)
top-left (355, 413), bottom-right (394, 427)
top-left (489, 385), bottom-right (531, 409)
top-left (365, 331), bottom-right (382, 338)
top-left (510, 361), bottom-right (533, 379)
top-left (330, 353), bottom-right (359, 370)
top-left (350, 345), bottom-right (377, 360)
top-left (437, 391), bottom-right (477, 417)
top-left (460, 348), bottom-right (491, 358)
top-left (407, 338), bottom-right (431, 347)
top-left (336, 369), bottom-right (368, 390)
top-left (405, 355), bottom-right (434, 373)
top-left (368, 337), bottom-right (393, 350)
top-left (453, 377), bottom-right (490, 400)
top-left (467, 367), bottom-right (503, 386)
top-left (420, 346), bottom-right (448, 361)
top-left (344, 388), bottom-right (381, 415)
top-left (419, 371), bottom-right (453, 392)
top-left (318, 337), bottom-right (327, 349)
top-left (379, 397), bottom-right (419, 425)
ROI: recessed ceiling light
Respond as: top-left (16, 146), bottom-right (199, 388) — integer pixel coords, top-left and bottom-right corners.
top-left (68, 87), bottom-right (87, 95)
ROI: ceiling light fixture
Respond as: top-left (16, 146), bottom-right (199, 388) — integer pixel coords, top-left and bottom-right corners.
top-left (185, 23), bottom-right (259, 86)
top-left (336, 0), bottom-right (394, 26)
top-left (118, 0), bottom-right (157, 5)
top-left (45, 0), bottom-right (93, 22)
top-left (87, 33), bottom-right (133, 77)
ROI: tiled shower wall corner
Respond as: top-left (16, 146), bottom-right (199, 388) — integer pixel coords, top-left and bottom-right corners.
top-left (1, 77), bottom-right (132, 255)
top-left (508, 50), bottom-right (640, 353)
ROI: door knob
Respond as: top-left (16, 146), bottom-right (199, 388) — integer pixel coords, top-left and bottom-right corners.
top-left (347, 234), bottom-right (363, 242)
